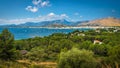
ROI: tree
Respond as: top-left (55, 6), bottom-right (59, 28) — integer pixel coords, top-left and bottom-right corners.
top-left (108, 45), bottom-right (120, 63)
top-left (89, 44), bottom-right (110, 56)
top-left (59, 39), bottom-right (75, 50)
top-left (79, 41), bottom-right (92, 50)
top-left (58, 48), bottom-right (99, 68)
top-left (0, 29), bottom-right (17, 60)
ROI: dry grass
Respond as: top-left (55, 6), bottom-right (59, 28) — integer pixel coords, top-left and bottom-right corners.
top-left (17, 60), bottom-right (57, 68)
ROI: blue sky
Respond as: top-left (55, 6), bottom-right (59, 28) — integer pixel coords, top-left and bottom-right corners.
top-left (0, 0), bottom-right (120, 25)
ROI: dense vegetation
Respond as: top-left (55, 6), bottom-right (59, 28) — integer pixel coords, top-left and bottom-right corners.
top-left (0, 27), bottom-right (120, 68)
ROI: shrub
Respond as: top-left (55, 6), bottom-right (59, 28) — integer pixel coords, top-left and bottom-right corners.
top-left (58, 48), bottom-right (99, 68)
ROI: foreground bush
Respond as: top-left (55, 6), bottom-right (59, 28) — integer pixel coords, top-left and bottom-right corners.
top-left (58, 48), bottom-right (99, 68)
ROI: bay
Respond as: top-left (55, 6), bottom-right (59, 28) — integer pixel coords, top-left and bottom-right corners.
top-left (0, 27), bottom-right (92, 40)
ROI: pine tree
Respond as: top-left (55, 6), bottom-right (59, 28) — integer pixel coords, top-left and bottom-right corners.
top-left (0, 29), bottom-right (16, 60)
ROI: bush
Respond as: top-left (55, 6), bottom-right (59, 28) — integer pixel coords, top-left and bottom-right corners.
top-left (58, 48), bottom-right (99, 68)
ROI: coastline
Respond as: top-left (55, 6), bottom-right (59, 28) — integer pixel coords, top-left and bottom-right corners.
top-left (5, 26), bottom-right (115, 29)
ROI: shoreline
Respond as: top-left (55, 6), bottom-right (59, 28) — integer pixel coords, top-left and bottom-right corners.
top-left (1, 26), bottom-right (116, 29)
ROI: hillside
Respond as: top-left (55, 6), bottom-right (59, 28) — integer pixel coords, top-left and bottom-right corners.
top-left (79, 17), bottom-right (120, 26)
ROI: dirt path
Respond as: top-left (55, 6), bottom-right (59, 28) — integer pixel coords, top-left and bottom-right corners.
top-left (17, 60), bottom-right (57, 68)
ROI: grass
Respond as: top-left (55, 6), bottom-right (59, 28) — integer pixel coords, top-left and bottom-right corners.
top-left (0, 60), bottom-right (57, 68)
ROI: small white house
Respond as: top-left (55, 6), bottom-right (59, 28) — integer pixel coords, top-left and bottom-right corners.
top-left (93, 40), bottom-right (102, 44)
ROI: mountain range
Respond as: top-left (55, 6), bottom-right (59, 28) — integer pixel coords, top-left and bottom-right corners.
top-left (0, 17), bottom-right (120, 27)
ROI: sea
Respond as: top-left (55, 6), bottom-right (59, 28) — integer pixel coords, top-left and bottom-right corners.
top-left (0, 27), bottom-right (92, 40)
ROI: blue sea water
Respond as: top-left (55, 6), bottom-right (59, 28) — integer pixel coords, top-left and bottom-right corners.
top-left (0, 27), bottom-right (92, 40)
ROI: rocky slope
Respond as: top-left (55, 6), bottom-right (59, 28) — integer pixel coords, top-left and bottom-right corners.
top-left (79, 17), bottom-right (120, 26)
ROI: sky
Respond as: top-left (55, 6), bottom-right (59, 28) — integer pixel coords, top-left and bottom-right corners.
top-left (0, 0), bottom-right (120, 25)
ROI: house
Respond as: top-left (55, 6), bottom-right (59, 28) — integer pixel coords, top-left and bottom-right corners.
top-left (113, 30), bottom-right (118, 32)
top-left (93, 40), bottom-right (102, 44)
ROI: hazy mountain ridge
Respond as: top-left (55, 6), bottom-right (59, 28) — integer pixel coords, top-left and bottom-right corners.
top-left (16, 19), bottom-right (72, 27)
top-left (0, 17), bottom-right (120, 27)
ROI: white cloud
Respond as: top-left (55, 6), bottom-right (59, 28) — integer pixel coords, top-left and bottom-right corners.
top-left (32, 0), bottom-right (42, 5)
top-left (26, 0), bottom-right (50, 12)
top-left (41, 1), bottom-right (50, 7)
top-left (48, 13), bottom-right (55, 16)
top-left (0, 13), bottom-right (69, 25)
top-left (61, 14), bottom-right (69, 18)
top-left (26, 6), bottom-right (38, 12)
